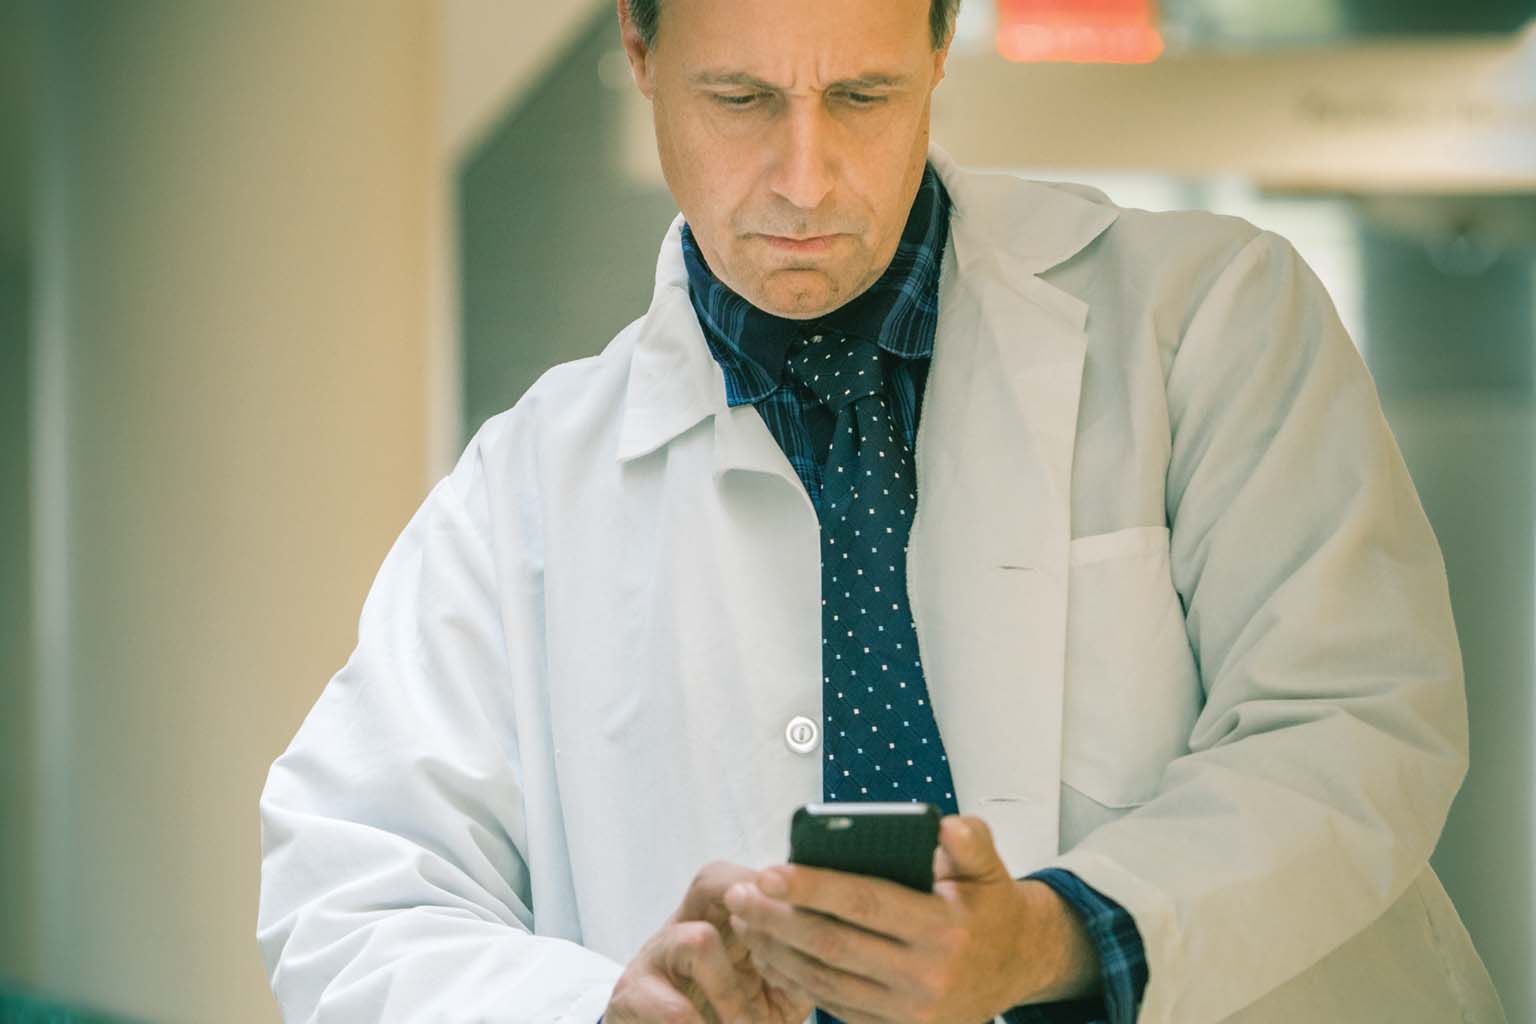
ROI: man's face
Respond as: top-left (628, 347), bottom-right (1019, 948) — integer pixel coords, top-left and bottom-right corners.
top-left (622, 0), bottom-right (949, 320)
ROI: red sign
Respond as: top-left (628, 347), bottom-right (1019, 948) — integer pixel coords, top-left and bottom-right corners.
top-left (996, 0), bottom-right (1164, 63)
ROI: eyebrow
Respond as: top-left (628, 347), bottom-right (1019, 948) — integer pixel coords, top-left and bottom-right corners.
top-left (685, 70), bottom-right (913, 91)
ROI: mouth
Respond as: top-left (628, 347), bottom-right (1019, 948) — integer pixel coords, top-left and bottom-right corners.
top-left (759, 234), bottom-right (841, 254)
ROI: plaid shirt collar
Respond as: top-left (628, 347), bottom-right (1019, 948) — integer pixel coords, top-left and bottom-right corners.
top-left (681, 164), bottom-right (951, 408)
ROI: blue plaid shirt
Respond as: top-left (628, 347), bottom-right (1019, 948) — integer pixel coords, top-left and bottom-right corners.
top-left (681, 165), bottom-right (1150, 1024)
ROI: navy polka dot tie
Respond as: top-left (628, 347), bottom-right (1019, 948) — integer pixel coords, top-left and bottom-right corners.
top-left (787, 334), bottom-right (959, 817)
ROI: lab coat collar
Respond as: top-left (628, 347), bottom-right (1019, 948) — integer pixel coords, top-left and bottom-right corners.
top-left (614, 228), bottom-right (724, 463)
top-left (926, 143), bottom-right (1119, 280)
top-left (615, 143), bottom-right (1120, 464)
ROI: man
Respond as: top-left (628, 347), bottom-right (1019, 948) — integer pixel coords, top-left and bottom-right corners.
top-left (257, 1), bottom-right (1507, 1021)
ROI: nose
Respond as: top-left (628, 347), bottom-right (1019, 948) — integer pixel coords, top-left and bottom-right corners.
top-left (767, 101), bottom-right (836, 214)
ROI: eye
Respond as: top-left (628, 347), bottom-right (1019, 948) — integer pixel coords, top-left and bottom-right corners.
top-left (840, 91), bottom-right (887, 107)
top-left (714, 92), bottom-right (765, 109)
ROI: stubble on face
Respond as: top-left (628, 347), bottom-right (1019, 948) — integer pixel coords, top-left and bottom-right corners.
top-left (634, 0), bottom-right (945, 321)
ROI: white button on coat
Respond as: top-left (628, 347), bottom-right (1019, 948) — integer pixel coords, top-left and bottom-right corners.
top-left (784, 716), bottom-right (819, 754)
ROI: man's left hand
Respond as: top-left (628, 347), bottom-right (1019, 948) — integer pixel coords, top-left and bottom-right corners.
top-left (723, 815), bottom-right (1101, 1024)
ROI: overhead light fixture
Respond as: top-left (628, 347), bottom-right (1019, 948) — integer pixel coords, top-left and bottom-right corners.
top-left (996, 0), bottom-right (1165, 63)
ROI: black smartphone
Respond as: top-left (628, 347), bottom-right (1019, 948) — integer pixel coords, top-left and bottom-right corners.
top-left (788, 802), bottom-right (942, 892)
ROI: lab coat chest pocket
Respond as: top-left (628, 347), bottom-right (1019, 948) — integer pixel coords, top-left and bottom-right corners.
top-left (1061, 525), bottom-right (1202, 809)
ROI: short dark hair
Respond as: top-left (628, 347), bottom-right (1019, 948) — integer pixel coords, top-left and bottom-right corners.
top-left (626, 0), bottom-right (962, 51)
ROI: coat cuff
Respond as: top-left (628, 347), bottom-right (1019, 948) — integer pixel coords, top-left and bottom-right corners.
top-left (1003, 867), bottom-right (1149, 1024)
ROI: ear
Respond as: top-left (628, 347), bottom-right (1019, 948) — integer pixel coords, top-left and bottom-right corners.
top-left (931, 33), bottom-right (953, 89)
top-left (617, 0), bottom-right (657, 100)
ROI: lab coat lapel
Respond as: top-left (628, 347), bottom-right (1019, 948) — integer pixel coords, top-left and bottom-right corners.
top-left (616, 218), bottom-right (718, 463)
top-left (617, 215), bottom-right (802, 486)
top-left (911, 150), bottom-right (1118, 875)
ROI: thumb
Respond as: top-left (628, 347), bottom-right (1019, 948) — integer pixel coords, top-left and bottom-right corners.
top-left (933, 815), bottom-right (1008, 883)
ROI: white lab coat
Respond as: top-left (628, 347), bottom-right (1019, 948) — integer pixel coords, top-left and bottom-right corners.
top-left (257, 146), bottom-right (1506, 1023)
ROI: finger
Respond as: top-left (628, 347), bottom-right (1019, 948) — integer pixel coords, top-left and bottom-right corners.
top-left (680, 863), bottom-right (763, 967)
top-left (679, 861), bottom-right (759, 929)
top-left (933, 815), bottom-right (1010, 883)
top-left (722, 922), bottom-right (759, 970)
top-left (764, 980), bottom-right (815, 1024)
top-left (748, 865), bottom-right (942, 942)
top-left (731, 968), bottom-right (775, 1023)
top-left (751, 961), bottom-right (815, 1024)
top-left (728, 948), bottom-right (792, 1023)
top-left (664, 921), bottom-right (754, 1024)
top-left (931, 840), bottom-right (957, 884)
top-left (751, 959), bottom-right (821, 1024)
top-left (731, 892), bottom-right (915, 985)
top-left (628, 973), bottom-right (710, 1024)
top-left (744, 929), bottom-right (898, 1020)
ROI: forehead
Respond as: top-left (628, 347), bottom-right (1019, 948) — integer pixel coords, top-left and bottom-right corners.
top-left (659, 0), bottom-right (932, 83)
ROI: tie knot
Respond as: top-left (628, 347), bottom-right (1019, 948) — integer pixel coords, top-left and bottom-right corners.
top-left (786, 334), bottom-right (886, 414)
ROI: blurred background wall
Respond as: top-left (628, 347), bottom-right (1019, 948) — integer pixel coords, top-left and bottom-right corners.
top-left (0, 0), bottom-right (594, 1019)
top-left (2, 1), bottom-right (1533, 1021)
top-left (4, 2), bottom-right (435, 1018)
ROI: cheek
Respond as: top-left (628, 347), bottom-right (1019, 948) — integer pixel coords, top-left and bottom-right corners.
top-left (658, 109), bottom-right (750, 221)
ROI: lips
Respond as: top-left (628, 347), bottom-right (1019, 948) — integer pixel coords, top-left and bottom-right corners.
top-left (761, 234), bottom-right (839, 253)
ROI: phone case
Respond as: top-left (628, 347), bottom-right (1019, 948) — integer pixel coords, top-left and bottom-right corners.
top-left (789, 803), bottom-right (941, 891)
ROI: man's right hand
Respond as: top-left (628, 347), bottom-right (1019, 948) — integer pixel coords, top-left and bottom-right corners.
top-left (605, 862), bottom-right (814, 1024)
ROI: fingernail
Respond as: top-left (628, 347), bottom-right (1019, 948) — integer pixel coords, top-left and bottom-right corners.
top-left (729, 913), bottom-right (749, 934)
top-left (724, 883), bottom-right (748, 910)
top-left (758, 871), bottom-right (786, 898)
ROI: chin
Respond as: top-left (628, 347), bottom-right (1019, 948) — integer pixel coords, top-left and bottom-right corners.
top-left (756, 293), bottom-right (837, 321)
top-left (754, 275), bottom-right (851, 320)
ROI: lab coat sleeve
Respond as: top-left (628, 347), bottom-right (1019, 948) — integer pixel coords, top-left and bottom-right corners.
top-left (1045, 230), bottom-right (1469, 1022)
top-left (256, 459), bottom-right (623, 1022)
